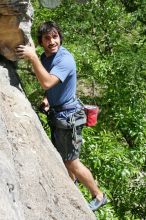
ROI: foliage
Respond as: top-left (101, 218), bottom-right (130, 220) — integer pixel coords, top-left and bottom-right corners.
top-left (17, 0), bottom-right (146, 219)
top-left (81, 127), bottom-right (146, 219)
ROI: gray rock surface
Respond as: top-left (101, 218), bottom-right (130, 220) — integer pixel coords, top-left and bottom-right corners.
top-left (0, 57), bottom-right (96, 220)
top-left (0, 0), bottom-right (33, 61)
top-left (38, 0), bottom-right (88, 8)
top-left (38, 0), bottom-right (61, 8)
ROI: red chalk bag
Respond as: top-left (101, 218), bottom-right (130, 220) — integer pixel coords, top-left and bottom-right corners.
top-left (84, 105), bottom-right (100, 127)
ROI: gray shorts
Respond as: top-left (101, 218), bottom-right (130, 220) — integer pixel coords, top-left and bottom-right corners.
top-left (50, 125), bottom-right (83, 161)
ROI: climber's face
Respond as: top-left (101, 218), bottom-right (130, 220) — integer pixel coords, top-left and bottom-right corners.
top-left (41, 29), bottom-right (61, 57)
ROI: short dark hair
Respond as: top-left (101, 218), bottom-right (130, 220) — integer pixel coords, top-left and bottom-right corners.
top-left (37, 21), bottom-right (63, 45)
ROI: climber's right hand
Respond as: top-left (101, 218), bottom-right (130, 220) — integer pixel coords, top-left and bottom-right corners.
top-left (15, 44), bottom-right (37, 61)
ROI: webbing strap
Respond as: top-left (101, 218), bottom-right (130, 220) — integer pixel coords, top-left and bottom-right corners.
top-left (69, 114), bottom-right (78, 149)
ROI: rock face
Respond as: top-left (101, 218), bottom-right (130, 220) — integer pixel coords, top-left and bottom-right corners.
top-left (0, 1), bottom-right (96, 219)
top-left (38, 0), bottom-right (61, 8)
top-left (0, 56), bottom-right (96, 220)
top-left (0, 0), bottom-right (33, 61)
top-left (38, 0), bottom-right (88, 8)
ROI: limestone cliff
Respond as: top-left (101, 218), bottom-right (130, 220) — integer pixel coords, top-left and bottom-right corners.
top-left (0, 1), bottom-right (96, 219)
top-left (0, 0), bottom-right (33, 61)
top-left (38, 0), bottom-right (88, 8)
top-left (0, 56), bottom-right (96, 220)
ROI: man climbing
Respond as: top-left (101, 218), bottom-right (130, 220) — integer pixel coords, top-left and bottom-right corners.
top-left (16, 21), bottom-right (107, 212)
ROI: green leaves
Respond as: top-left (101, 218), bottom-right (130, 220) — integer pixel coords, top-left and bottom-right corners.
top-left (19, 1), bottom-right (146, 219)
top-left (81, 127), bottom-right (146, 219)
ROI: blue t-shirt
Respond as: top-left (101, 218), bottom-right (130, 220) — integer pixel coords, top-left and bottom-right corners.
top-left (41, 46), bottom-right (76, 107)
